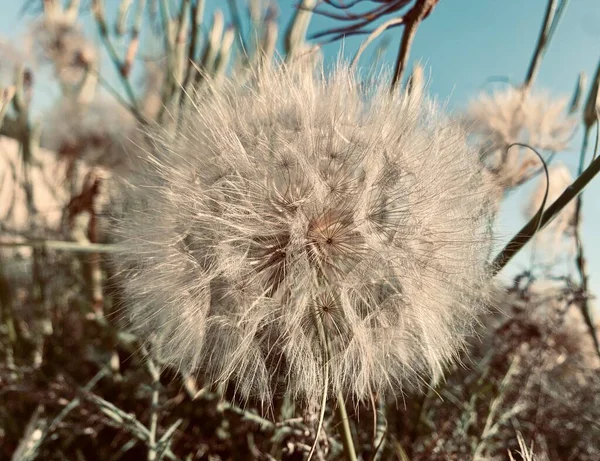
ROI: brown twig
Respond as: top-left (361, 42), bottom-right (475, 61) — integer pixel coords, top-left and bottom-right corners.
top-left (64, 171), bottom-right (104, 316)
top-left (390, 0), bottom-right (438, 91)
top-left (306, 0), bottom-right (438, 90)
top-left (308, 0), bottom-right (412, 42)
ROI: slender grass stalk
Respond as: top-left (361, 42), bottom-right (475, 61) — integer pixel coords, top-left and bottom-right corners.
top-left (569, 72), bottom-right (587, 113)
top-left (336, 390), bottom-right (358, 461)
top-left (0, 240), bottom-right (121, 253)
top-left (492, 142), bottom-right (600, 273)
top-left (284, 0), bottom-right (316, 61)
top-left (571, 61), bottom-right (600, 357)
top-left (523, 0), bottom-right (569, 91)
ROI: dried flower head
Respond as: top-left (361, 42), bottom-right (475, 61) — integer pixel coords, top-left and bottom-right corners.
top-left (115, 62), bottom-right (494, 405)
top-left (41, 97), bottom-right (137, 172)
top-left (29, 14), bottom-right (97, 87)
top-left (467, 87), bottom-right (576, 189)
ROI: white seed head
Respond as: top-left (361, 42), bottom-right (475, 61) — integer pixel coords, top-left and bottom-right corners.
top-left (115, 62), bottom-right (495, 405)
top-left (467, 87), bottom-right (576, 189)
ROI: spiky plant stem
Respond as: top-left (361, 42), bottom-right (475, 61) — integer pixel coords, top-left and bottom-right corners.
top-left (92, 0), bottom-right (139, 112)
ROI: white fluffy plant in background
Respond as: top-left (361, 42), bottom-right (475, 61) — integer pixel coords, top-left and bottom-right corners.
top-left (467, 87), bottom-right (576, 193)
top-left (25, 0), bottom-right (138, 174)
top-left (28, 0), bottom-right (97, 95)
top-left (115, 62), bottom-right (495, 406)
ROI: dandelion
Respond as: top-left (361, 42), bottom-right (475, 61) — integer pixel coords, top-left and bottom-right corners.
top-left (467, 87), bottom-right (576, 189)
top-left (115, 62), bottom-right (494, 405)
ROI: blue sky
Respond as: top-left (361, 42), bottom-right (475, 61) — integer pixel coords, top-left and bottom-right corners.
top-left (1, 0), bottom-right (600, 290)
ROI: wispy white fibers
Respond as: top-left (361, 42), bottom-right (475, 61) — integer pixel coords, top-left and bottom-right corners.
top-left (115, 62), bottom-right (495, 405)
top-left (467, 87), bottom-right (576, 189)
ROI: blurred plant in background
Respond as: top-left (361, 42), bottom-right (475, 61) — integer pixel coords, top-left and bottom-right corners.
top-left (0, 0), bottom-right (599, 460)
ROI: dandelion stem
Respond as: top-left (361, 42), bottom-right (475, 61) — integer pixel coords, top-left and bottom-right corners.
top-left (308, 286), bottom-right (358, 461)
top-left (144, 351), bottom-right (161, 461)
top-left (336, 390), bottom-right (358, 461)
top-left (307, 300), bottom-right (331, 461)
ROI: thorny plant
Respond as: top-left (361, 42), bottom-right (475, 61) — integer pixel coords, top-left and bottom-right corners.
top-left (0, 1), bottom-right (600, 461)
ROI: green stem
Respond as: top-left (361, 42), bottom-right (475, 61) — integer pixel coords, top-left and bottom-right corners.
top-left (312, 294), bottom-right (358, 461)
top-left (0, 240), bottom-right (120, 253)
top-left (93, 1), bottom-right (140, 111)
top-left (336, 390), bottom-right (358, 461)
top-left (492, 146), bottom-right (600, 274)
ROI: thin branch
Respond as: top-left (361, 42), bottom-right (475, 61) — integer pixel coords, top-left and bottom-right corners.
top-left (351, 16), bottom-right (404, 67)
top-left (523, 0), bottom-right (569, 90)
top-left (216, 401), bottom-right (275, 431)
top-left (390, 0), bottom-right (438, 91)
top-left (572, 126), bottom-right (600, 358)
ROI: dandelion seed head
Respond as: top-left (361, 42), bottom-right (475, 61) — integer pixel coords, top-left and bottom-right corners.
top-left (116, 62), bottom-right (495, 405)
top-left (467, 87), bottom-right (576, 189)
